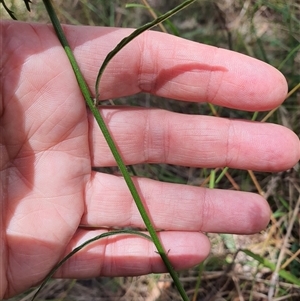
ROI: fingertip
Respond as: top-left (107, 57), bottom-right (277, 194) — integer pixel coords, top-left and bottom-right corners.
top-left (267, 67), bottom-right (288, 107)
top-left (205, 189), bottom-right (271, 235)
top-left (273, 126), bottom-right (300, 171)
top-left (254, 194), bottom-right (272, 231)
top-left (214, 49), bottom-right (288, 111)
top-left (245, 193), bottom-right (272, 234)
top-left (247, 61), bottom-right (288, 110)
top-left (234, 193), bottom-right (271, 234)
top-left (244, 123), bottom-right (300, 172)
top-left (159, 231), bottom-right (211, 271)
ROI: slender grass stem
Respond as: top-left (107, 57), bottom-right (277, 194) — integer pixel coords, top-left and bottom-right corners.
top-left (42, 0), bottom-right (192, 300)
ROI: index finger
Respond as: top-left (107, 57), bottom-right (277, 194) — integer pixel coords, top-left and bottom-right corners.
top-left (67, 26), bottom-right (288, 110)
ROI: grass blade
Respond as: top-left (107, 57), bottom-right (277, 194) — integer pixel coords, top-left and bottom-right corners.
top-left (95, 0), bottom-right (196, 101)
top-left (31, 230), bottom-right (152, 300)
top-left (240, 249), bottom-right (300, 286)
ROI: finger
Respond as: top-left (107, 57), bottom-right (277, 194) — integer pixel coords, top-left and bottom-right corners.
top-left (83, 173), bottom-right (271, 234)
top-left (55, 229), bottom-right (210, 278)
top-left (65, 26), bottom-right (288, 110)
top-left (3, 22), bottom-right (287, 111)
top-left (89, 108), bottom-right (299, 171)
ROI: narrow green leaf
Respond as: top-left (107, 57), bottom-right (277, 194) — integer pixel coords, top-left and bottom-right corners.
top-left (278, 43), bottom-right (300, 71)
top-left (125, 3), bottom-right (181, 36)
top-left (251, 111), bottom-right (258, 121)
top-left (241, 249), bottom-right (300, 286)
top-left (125, 3), bottom-right (146, 9)
top-left (95, 0), bottom-right (196, 101)
top-left (31, 230), bottom-right (152, 300)
top-left (215, 167), bottom-right (229, 184)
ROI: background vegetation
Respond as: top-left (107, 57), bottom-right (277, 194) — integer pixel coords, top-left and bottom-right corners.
top-left (2, 0), bottom-right (299, 300)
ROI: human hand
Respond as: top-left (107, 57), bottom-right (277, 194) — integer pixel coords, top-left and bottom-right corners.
top-left (1, 21), bottom-right (299, 299)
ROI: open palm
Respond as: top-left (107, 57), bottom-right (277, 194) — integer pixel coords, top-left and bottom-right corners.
top-left (1, 21), bottom-right (299, 299)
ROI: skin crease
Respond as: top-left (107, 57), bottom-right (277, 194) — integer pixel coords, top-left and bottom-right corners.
top-left (0, 20), bottom-right (299, 299)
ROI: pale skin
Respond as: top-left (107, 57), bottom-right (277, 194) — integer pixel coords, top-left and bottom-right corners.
top-left (1, 21), bottom-right (299, 299)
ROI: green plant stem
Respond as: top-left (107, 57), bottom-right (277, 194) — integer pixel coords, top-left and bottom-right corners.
top-left (42, 0), bottom-right (190, 300)
top-left (209, 169), bottom-right (215, 189)
top-left (215, 167), bottom-right (229, 184)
